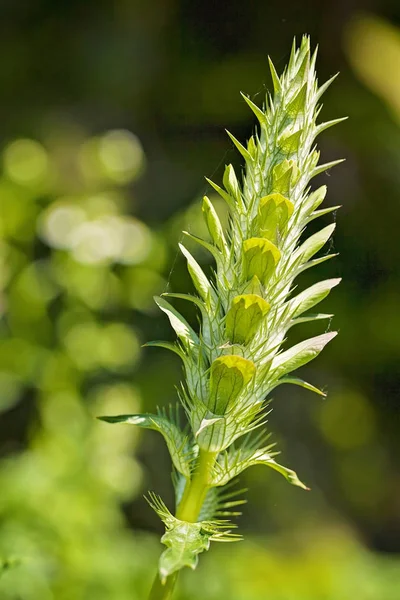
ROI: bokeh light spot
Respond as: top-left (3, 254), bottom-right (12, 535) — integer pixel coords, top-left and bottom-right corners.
top-left (3, 139), bottom-right (49, 185)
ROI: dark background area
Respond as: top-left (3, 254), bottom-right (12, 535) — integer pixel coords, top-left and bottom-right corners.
top-left (0, 1), bottom-right (399, 599)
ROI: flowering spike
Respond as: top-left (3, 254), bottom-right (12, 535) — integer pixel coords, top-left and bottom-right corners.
top-left (100, 37), bottom-right (344, 591)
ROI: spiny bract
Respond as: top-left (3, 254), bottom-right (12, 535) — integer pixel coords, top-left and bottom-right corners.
top-left (100, 36), bottom-right (344, 582)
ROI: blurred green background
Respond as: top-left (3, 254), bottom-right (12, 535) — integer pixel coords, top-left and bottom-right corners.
top-left (0, 1), bottom-right (400, 599)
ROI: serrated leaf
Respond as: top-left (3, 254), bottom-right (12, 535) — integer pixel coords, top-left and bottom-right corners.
top-left (289, 278), bottom-right (341, 318)
top-left (243, 237), bottom-right (281, 284)
top-left (296, 223), bottom-right (336, 263)
top-left (179, 243), bottom-right (213, 303)
top-left (98, 412), bottom-right (192, 477)
top-left (154, 295), bottom-right (199, 349)
top-left (270, 331), bottom-right (338, 379)
top-left (147, 494), bottom-right (240, 581)
top-left (212, 446), bottom-right (308, 489)
top-left (209, 355), bottom-right (256, 415)
top-left (225, 294), bottom-right (270, 345)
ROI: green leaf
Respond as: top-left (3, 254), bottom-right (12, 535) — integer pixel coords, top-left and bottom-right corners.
top-left (272, 376), bottom-right (326, 397)
top-left (316, 73), bottom-right (339, 101)
top-left (289, 278), bottom-right (341, 318)
top-left (98, 412), bottom-right (192, 477)
top-left (296, 223), bottom-right (336, 263)
top-left (286, 82), bottom-right (308, 116)
top-left (144, 340), bottom-right (186, 360)
top-left (240, 92), bottom-right (268, 126)
top-left (278, 128), bottom-right (303, 154)
top-left (225, 294), bottom-right (270, 344)
top-left (243, 237), bottom-right (281, 284)
top-left (268, 56), bottom-right (281, 94)
top-left (315, 116), bottom-right (348, 137)
top-left (303, 185), bottom-right (327, 214)
top-left (154, 295), bottom-right (199, 349)
top-left (312, 158), bottom-right (345, 178)
top-left (257, 193), bottom-right (294, 242)
top-left (209, 355), bottom-right (256, 415)
top-left (212, 446), bottom-right (308, 489)
top-left (179, 243), bottom-right (213, 303)
top-left (202, 196), bottom-right (227, 252)
top-left (182, 230), bottom-right (221, 262)
top-left (226, 130), bottom-right (254, 162)
top-left (147, 494), bottom-right (240, 582)
top-left (272, 159), bottom-right (301, 194)
top-left (205, 177), bottom-right (236, 210)
top-left (270, 332), bottom-right (338, 379)
top-left (308, 205), bottom-right (341, 222)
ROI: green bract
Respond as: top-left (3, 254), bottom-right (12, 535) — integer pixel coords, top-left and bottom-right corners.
top-left (99, 36), bottom-right (344, 593)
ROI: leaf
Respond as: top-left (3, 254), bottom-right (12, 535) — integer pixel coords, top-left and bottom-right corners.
top-left (154, 295), bottom-right (199, 349)
top-left (315, 117), bottom-right (348, 137)
top-left (316, 73), bottom-right (339, 101)
top-left (212, 446), bottom-right (308, 489)
top-left (243, 237), bottom-right (281, 285)
top-left (209, 355), bottom-right (256, 415)
top-left (268, 56), bottom-right (281, 94)
top-left (205, 177), bottom-right (235, 210)
top-left (202, 196), bottom-right (227, 252)
top-left (179, 243), bottom-right (213, 303)
top-left (302, 185), bottom-right (327, 214)
top-left (182, 231), bottom-right (222, 265)
top-left (240, 92), bottom-right (268, 126)
top-left (144, 340), bottom-right (186, 360)
top-left (289, 278), bottom-right (341, 318)
top-left (308, 205), bottom-right (341, 222)
top-left (226, 130), bottom-right (253, 162)
top-left (296, 223), bottom-right (336, 263)
top-left (272, 376), bottom-right (326, 397)
top-left (272, 159), bottom-right (300, 194)
top-left (278, 128), bottom-right (303, 154)
top-left (225, 294), bottom-right (270, 344)
top-left (286, 82), bottom-right (308, 116)
top-left (98, 412), bottom-right (192, 477)
top-left (258, 193), bottom-right (294, 242)
top-left (270, 332), bottom-right (338, 379)
top-left (147, 494), bottom-right (240, 582)
top-left (312, 158), bottom-right (345, 178)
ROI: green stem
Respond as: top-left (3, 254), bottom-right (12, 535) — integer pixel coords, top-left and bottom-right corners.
top-left (148, 572), bottom-right (178, 600)
top-left (147, 449), bottom-right (218, 600)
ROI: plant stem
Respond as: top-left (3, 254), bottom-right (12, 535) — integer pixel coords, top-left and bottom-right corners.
top-left (148, 572), bottom-right (179, 600)
top-left (147, 450), bottom-right (218, 600)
